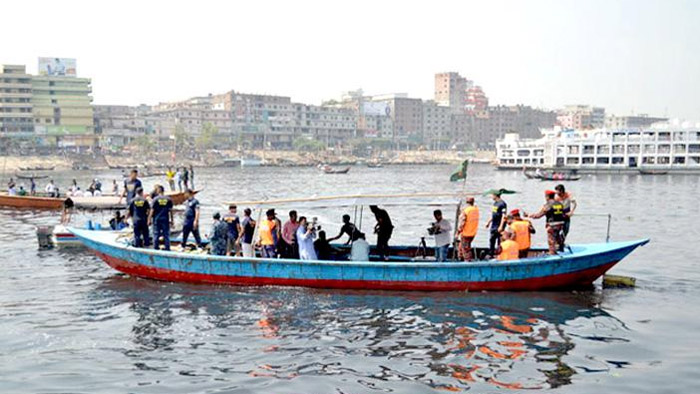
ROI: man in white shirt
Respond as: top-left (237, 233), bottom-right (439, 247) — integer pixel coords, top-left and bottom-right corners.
top-left (45, 180), bottom-right (57, 197)
top-left (350, 233), bottom-right (370, 262)
top-left (430, 209), bottom-right (453, 262)
top-left (296, 216), bottom-right (317, 260)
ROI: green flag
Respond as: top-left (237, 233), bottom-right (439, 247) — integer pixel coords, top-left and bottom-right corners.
top-left (450, 160), bottom-right (469, 182)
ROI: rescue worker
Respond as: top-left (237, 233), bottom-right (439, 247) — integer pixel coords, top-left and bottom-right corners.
top-left (457, 197), bottom-right (479, 261)
top-left (181, 189), bottom-right (203, 249)
top-left (507, 209), bottom-right (536, 258)
top-left (223, 205), bottom-right (242, 256)
top-left (119, 169), bottom-right (142, 205)
top-left (149, 185), bottom-right (174, 251)
top-left (485, 191), bottom-right (507, 258)
top-left (126, 187), bottom-right (151, 247)
top-left (209, 212), bottom-right (228, 256)
top-left (555, 184), bottom-right (577, 242)
top-left (497, 230), bottom-right (519, 261)
top-left (526, 190), bottom-right (566, 255)
top-left (258, 209), bottom-right (278, 258)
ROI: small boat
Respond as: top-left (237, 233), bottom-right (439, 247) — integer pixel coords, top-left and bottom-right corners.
top-left (321, 166), bottom-right (351, 174)
top-left (523, 169), bottom-right (581, 181)
top-left (0, 193), bottom-right (67, 210)
top-left (241, 157), bottom-right (263, 167)
top-left (639, 169), bottom-right (669, 175)
top-left (15, 173), bottom-right (50, 180)
top-left (47, 224), bottom-right (183, 247)
top-left (18, 165), bottom-right (55, 171)
top-left (367, 162), bottom-right (384, 168)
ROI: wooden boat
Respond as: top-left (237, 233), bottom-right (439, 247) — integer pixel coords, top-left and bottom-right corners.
top-left (639, 169), bottom-right (669, 175)
top-left (69, 190), bottom-right (196, 210)
top-left (15, 173), bottom-right (50, 180)
top-left (523, 169), bottom-right (581, 181)
top-left (0, 192), bottom-right (67, 210)
top-left (18, 165), bottom-right (55, 171)
top-left (323, 166), bottom-right (350, 174)
top-left (69, 228), bottom-right (647, 291)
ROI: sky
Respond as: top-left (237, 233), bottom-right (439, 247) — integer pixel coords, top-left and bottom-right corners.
top-left (2, 0), bottom-right (699, 119)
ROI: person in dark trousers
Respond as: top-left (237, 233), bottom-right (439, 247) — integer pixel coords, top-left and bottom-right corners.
top-left (189, 164), bottom-right (195, 189)
top-left (370, 205), bottom-right (393, 261)
top-left (149, 185), bottom-right (174, 251)
top-left (126, 187), bottom-right (151, 247)
top-left (485, 191), bottom-right (507, 257)
top-left (526, 190), bottom-right (566, 255)
top-left (223, 205), bottom-right (242, 256)
top-left (182, 167), bottom-right (190, 190)
top-left (328, 214), bottom-right (364, 244)
top-left (314, 230), bottom-right (336, 260)
top-left (181, 189), bottom-right (203, 248)
top-left (119, 169), bottom-right (142, 205)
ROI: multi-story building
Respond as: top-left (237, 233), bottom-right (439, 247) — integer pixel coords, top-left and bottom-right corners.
top-left (0, 65), bottom-right (34, 137)
top-left (94, 105), bottom-right (167, 148)
top-left (604, 114), bottom-right (668, 129)
top-left (32, 69), bottom-right (94, 147)
top-left (370, 94), bottom-right (423, 141)
top-left (434, 72), bottom-right (472, 111)
top-left (291, 104), bottom-right (356, 146)
top-left (557, 105), bottom-right (605, 129)
top-left (422, 100), bottom-right (452, 148)
top-left (465, 85), bottom-right (488, 113)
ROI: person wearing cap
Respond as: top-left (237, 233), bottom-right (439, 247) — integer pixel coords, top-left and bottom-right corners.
top-left (209, 212), bottom-right (228, 256)
top-left (506, 209), bottom-right (536, 258)
top-left (457, 196), bottom-right (479, 261)
top-left (485, 191), bottom-right (507, 258)
top-left (497, 230), bottom-right (519, 261)
top-left (258, 209), bottom-right (279, 258)
top-left (525, 190), bottom-right (566, 255)
top-left (126, 187), bottom-right (151, 248)
top-left (555, 184), bottom-right (577, 242)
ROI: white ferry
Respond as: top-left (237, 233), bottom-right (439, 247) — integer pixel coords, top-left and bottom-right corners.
top-left (496, 123), bottom-right (700, 173)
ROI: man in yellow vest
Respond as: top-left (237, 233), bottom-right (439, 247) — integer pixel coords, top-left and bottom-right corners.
top-left (497, 230), bottom-right (519, 261)
top-left (457, 197), bottom-right (479, 261)
top-left (507, 209), bottom-right (536, 258)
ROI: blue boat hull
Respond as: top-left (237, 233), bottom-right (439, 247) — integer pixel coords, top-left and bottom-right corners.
top-left (70, 229), bottom-right (648, 291)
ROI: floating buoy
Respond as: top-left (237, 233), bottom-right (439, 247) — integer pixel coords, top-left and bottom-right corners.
top-left (603, 274), bottom-right (636, 288)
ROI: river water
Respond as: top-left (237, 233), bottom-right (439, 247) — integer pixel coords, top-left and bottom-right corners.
top-left (1, 164), bottom-right (698, 393)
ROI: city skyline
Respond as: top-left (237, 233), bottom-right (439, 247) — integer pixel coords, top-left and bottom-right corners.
top-left (1, 0), bottom-right (698, 120)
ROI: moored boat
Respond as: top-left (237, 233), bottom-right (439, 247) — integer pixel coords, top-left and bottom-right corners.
top-left (69, 228), bottom-right (648, 291)
top-left (0, 193), bottom-right (67, 210)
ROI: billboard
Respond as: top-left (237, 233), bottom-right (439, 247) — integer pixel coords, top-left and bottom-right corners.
top-left (38, 57), bottom-right (77, 77)
top-left (362, 102), bottom-right (391, 117)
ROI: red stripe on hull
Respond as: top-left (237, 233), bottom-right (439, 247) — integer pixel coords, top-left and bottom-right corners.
top-left (94, 251), bottom-right (618, 292)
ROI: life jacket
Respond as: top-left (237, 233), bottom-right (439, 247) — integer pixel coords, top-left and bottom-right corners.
top-left (461, 206), bottom-right (479, 237)
top-left (546, 200), bottom-right (565, 223)
top-left (510, 220), bottom-right (531, 250)
top-left (498, 240), bottom-right (519, 261)
top-left (259, 219), bottom-right (276, 246)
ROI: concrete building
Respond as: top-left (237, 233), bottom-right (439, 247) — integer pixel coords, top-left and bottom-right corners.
top-left (94, 105), bottom-right (166, 148)
top-left (0, 65), bottom-right (34, 136)
top-left (557, 105), bottom-right (605, 129)
top-left (422, 100), bottom-right (452, 149)
top-left (434, 72), bottom-right (472, 111)
top-left (466, 85), bottom-right (488, 113)
top-left (605, 114), bottom-right (668, 129)
top-left (370, 94), bottom-right (423, 141)
top-left (291, 104), bottom-right (356, 147)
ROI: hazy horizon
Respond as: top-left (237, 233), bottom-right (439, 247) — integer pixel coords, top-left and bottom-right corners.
top-left (2, 0), bottom-right (698, 119)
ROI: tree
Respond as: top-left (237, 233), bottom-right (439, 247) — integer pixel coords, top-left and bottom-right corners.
top-left (293, 136), bottom-right (325, 152)
top-left (195, 122), bottom-right (220, 150)
top-left (174, 124), bottom-right (190, 152)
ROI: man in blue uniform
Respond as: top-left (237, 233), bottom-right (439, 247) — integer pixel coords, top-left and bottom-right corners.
top-left (119, 169), bottom-right (142, 205)
top-left (485, 191), bottom-right (507, 257)
top-left (149, 185), bottom-right (173, 251)
top-left (181, 189), bottom-right (203, 248)
top-left (222, 204), bottom-right (242, 256)
top-left (126, 187), bottom-right (151, 247)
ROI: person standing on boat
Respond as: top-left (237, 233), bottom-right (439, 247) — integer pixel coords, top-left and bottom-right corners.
top-left (370, 205), bottom-right (393, 261)
top-left (181, 189), bottom-right (203, 249)
top-left (127, 187), bottom-right (151, 247)
top-left (119, 169), bottom-right (142, 205)
top-left (30, 177), bottom-right (36, 196)
top-left (485, 191), bottom-right (507, 258)
top-left (149, 185), bottom-right (174, 251)
top-left (328, 214), bottom-right (363, 244)
top-left (45, 179), bottom-right (57, 197)
top-left (175, 168), bottom-right (183, 192)
top-left (223, 205), bottom-right (242, 256)
top-left (258, 209), bottom-right (279, 258)
top-left (166, 167), bottom-right (176, 191)
top-left (296, 216), bottom-right (318, 260)
top-left (457, 197), bottom-right (479, 261)
top-left (189, 165), bottom-right (195, 189)
top-left (525, 190), bottom-right (566, 255)
top-left (555, 184), bottom-right (577, 242)
top-left (182, 166), bottom-right (190, 190)
top-left (281, 210), bottom-right (300, 259)
top-left (209, 212), bottom-right (228, 256)
top-left (351, 233), bottom-right (370, 261)
top-left (111, 179), bottom-right (119, 195)
top-left (430, 209), bottom-right (452, 262)
top-left (497, 230), bottom-right (519, 261)
top-left (507, 210), bottom-right (535, 258)
top-left (241, 208), bottom-right (256, 258)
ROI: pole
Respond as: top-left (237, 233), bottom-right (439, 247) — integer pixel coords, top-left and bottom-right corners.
top-left (606, 214), bottom-right (612, 243)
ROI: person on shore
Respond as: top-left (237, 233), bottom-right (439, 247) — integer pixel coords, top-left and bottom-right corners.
top-left (555, 184), bottom-right (577, 242)
top-left (189, 165), bottom-right (195, 189)
top-left (241, 208), bottom-right (256, 257)
top-left (166, 167), bottom-right (176, 191)
top-left (30, 177), bottom-right (36, 196)
top-left (258, 209), bottom-right (279, 258)
top-left (485, 191), bottom-right (507, 258)
top-left (223, 205), bottom-right (242, 256)
top-left (281, 210), bottom-right (300, 259)
top-left (126, 187), bottom-right (151, 247)
top-left (119, 169), bottom-right (142, 205)
top-left (175, 168), bottom-right (183, 192)
top-left (350, 233), bottom-right (370, 261)
top-left (182, 166), bottom-right (189, 190)
top-left (45, 180), bottom-right (58, 197)
top-left (457, 197), bottom-right (479, 261)
top-left (370, 205), bottom-right (393, 261)
top-left (181, 189), bottom-right (203, 249)
top-left (209, 212), bottom-right (228, 256)
top-left (328, 214), bottom-right (363, 244)
top-left (296, 216), bottom-right (318, 260)
top-left (149, 185), bottom-right (174, 251)
top-left (430, 209), bottom-right (452, 262)
top-left (507, 210), bottom-right (536, 258)
top-left (497, 230), bottom-right (519, 261)
top-left (526, 190), bottom-right (566, 255)
top-left (314, 230), bottom-right (335, 260)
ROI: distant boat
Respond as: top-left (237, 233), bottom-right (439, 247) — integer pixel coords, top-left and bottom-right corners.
top-left (523, 169), bottom-right (581, 181)
top-left (321, 165), bottom-right (350, 174)
top-left (241, 157), bottom-right (263, 167)
top-left (222, 158), bottom-right (242, 167)
top-left (15, 173), bottom-right (49, 180)
top-left (18, 165), bottom-right (54, 171)
top-left (367, 162), bottom-right (383, 168)
top-left (638, 169), bottom-right (669, 175)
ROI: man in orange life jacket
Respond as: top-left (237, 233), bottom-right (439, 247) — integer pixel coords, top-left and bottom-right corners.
top-left (525, 190), bottom-right (566, 255)
top-left (457, 197), bottom-right (479, 261)
top-left (507, 209), bottom-right (536, 258)
top-left (497, 230), bottom-right (519, 261)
